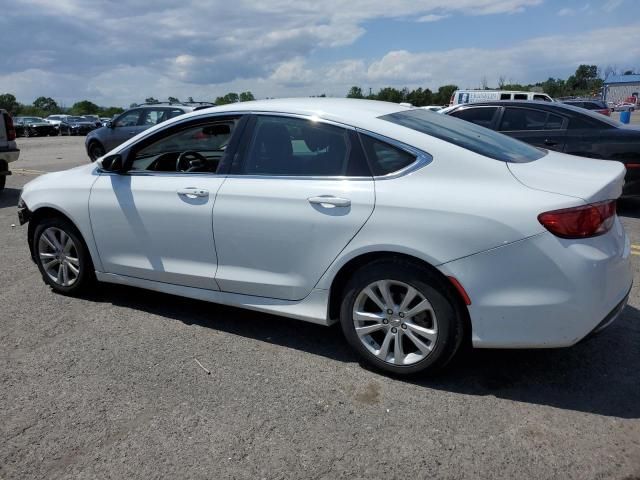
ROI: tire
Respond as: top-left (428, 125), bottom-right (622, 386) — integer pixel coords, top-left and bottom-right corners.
top-left (87, 141), bottom-right (106, 162)
top-left (0, 175), bottom-right (5, 191)
top-left (339, 258), bottom-right (465, 376)
top-left (24, 128), bottom-right (31, 138)
top-left (32, 216), bottom-right (95, 296)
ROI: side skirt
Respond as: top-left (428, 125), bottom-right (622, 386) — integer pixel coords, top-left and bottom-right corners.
top-left (95, 272), bottom-right (333, 326)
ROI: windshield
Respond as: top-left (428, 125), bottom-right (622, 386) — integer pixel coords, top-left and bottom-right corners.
top-left (380, 109), bottom-right (546, 163)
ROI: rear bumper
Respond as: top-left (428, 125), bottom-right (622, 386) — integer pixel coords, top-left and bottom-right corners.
top-left (0, 147), bottom-right (20, 166)
top-left (439, 217), bottom-right (633, 348)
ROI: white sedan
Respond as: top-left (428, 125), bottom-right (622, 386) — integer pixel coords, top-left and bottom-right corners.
top-left (18, 98), bottom-right (632, 375)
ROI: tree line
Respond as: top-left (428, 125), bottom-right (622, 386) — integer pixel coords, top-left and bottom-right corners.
top-left (0, 64), bottom-right (635, 117)
top-left (346, 65), bottom-right (612, 106)
top-left (0, 94), bottom-right (125, 118)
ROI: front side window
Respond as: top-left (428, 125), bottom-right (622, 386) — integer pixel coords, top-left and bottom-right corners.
top-left (140, 109), bottom-right (166, 126)
top-left (449, 107), bottom-right (498, 128)
top-left (380, 109), bottom-right (546, 163)
top-left (241, 116), bottom-right (354, 176)
top-left (115, 109), bottom-right (141, 128)
top-left (514, 94), bottom-right (528, 100)
top-left (130, 120), bottom-right (236, 173)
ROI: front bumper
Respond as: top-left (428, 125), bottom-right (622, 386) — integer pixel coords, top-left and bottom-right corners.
top-left (439, 217), bottom-right (633, 348)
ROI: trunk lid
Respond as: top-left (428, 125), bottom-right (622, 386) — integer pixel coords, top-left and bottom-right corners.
top-left (507, 150), bottom-right (626, 203)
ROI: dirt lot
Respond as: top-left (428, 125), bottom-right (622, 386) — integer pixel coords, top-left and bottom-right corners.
top-left (1, 135), bottom-right (639, 479)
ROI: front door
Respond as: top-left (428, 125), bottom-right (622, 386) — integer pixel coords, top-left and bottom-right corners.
top-left (213, 114), bottom-right (375, 301)
top-left (89, 118), bottom-right (238, 289)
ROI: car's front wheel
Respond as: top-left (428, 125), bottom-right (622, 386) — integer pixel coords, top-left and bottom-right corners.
top-left (87, 141), bottom-right (105, 161)
top-left (340, 259), bottom-right (465, 375)
top-left (33, 217), bottom-right (95, 295)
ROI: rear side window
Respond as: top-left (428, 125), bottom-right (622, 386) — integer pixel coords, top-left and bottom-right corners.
top-left (449, 107), bottom-right (498, 128)
top-left (499, 108), bottom-right (564, 131)
top-left (360, 135), bottom-right (416, 176)
top-left (381, 109), bottom-right (545, 163)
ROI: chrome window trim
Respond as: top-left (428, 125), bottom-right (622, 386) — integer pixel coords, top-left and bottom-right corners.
top-left (103, 110), bottom-right (431, 180)
top-left (356, 128), bottom-right (433, 180)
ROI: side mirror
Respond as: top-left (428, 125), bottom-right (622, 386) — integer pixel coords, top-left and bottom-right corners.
top-left (99, 154), bottom-right (125, 173)
top-left (106, 120), bottom-right (114, 128)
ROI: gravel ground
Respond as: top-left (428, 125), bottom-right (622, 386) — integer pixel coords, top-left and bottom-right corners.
top-left (1, 135), bottom-right (639, 480)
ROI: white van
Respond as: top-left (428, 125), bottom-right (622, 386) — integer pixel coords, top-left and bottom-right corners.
top-left (450, 90), bottom-right (553, 106)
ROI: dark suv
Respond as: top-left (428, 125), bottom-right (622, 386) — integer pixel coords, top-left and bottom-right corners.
top-left (85, 102), bottom-right (213, 161)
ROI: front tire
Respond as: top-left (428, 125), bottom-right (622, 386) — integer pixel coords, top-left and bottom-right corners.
top-left (88, 141), bottom-right (105, 161)
top-left (33, 217), bottom-right (95, 295)
top-left (339, 259), bottom-right (465, 376)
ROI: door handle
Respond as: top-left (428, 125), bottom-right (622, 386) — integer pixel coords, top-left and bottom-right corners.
top-left (544, 139), bottom-right (558, 146)
top-left (308, 196), bottom-right (351, 207)
top-left (177, 188), bottom-right (209, 198)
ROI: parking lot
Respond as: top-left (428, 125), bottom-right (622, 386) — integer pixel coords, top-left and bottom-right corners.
top-left (1, 135), bottom-right (639, 479)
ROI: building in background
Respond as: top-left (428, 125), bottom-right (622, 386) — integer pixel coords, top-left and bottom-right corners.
top-left (603, 74), bottom-right (640, 104)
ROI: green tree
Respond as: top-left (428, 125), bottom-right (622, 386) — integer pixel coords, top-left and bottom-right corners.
top-left (405, 87), bottom-right (433, 106)
top-left (70, 100), bottom-right (100, 115)
top-left (433, 85), bottom-right (458, 105)
top-left (0, 93), bottom-right (19, 113)
top-left (101, 107), bottom-right (124, 117)
top-left (376, 87), bottom-right (404, 103)
top-left (346, 86), bottom-right (364, 99)
top-left (214, 92), bottom-right (239, 105)
top-left (187, 96), bottom-right (194, 103)
top-left (145, 97), bottom-right (159, 104)
top-left (168, 96), bottom-right (180, 104)
top-left (239, 91), bottom-right (255, 102)
top-left (33, 96), bottom-right (59, 113)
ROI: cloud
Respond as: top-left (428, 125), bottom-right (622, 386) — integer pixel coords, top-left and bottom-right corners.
top-left (2, 1), bottom-right (638, 106)
top-left (417, 14), bottom-right (450, 22)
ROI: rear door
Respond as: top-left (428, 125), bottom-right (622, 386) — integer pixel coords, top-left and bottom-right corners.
top-left (498, 106), bottom-right (567, 151)
top-left (212, 114), bottom-right (375, 301)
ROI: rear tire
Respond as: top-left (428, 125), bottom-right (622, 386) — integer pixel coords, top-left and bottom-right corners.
top-left (339, 258), bottom-right (465, 376)
top-left (33, 216), bottom-right (95, 296)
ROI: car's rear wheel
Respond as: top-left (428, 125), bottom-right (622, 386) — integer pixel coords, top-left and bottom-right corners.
top-left (88, 141), bottom-right (105, 161)
top-left (24, 128), bottom-right (31, 138)
top-left (340, 259), bottom-right (464, 375)
top-left (33, 217), bottom-right (95, 295)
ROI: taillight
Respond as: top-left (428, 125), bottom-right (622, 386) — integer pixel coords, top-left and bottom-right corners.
top-left (538, 200), bottom-right (616, 239)
top-left (3, 113), bottom-right (16, 141)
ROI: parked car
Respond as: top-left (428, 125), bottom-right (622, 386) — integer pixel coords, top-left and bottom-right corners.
top-left (18, 99), bottom-right (632, 375)
top-left (0, 110), bottom-right (19, 191)
top-left (59, 116), bottom-right (97, 136)
top-left (613, 102), bottom-right (636, 112)
top-left (420, 105), bottom-right (444, 112)
top-left (82, 115), bottom-right (103, 128)
top-left (13, 116), bottom-right (58, 137)
top-left (84, 103), bottom-right (209, 161)
top-left (99, 117), bottom-right (111, 126)
top-left (45, 114), bottom-right (68, 134)
top-left (561, 98), bottom-right (611, 116)
top-left (450, 90), bottom-right (553, 106)
top-left (442, 101), bottom-right (640, 196)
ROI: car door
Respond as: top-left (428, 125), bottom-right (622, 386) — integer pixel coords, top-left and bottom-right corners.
top-left (497, 106), bottom-right (567, 152)
top-left (89, 115), bottom-right (242, 289)
top-left (101, 108), bottom-right (144, 151)
top-left (212, 114), bottom-right (375, 301)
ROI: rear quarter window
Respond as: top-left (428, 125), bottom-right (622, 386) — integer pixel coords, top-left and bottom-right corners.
top-left (360, 135), bottom-right (417, 176)
top-left (380, 109), bottom-right (546, 163)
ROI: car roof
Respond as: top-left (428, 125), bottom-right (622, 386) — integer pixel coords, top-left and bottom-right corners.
top-left (449, 100), bottom-right (623, 126)
top-left (181, 98), bottom-right (411, 127)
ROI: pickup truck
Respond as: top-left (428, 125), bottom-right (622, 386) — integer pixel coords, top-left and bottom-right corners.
top-left (0, 109), bottom-right (20, 191)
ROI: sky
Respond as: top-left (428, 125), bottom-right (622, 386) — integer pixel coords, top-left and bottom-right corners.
top-left (2, 0), bottom-right (639, 107)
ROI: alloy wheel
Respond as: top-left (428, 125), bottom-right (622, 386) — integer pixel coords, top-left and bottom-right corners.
top-left (352, 280), bottom-right (438, 366)
top-left (38, 227), bottom-right (81, 287)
